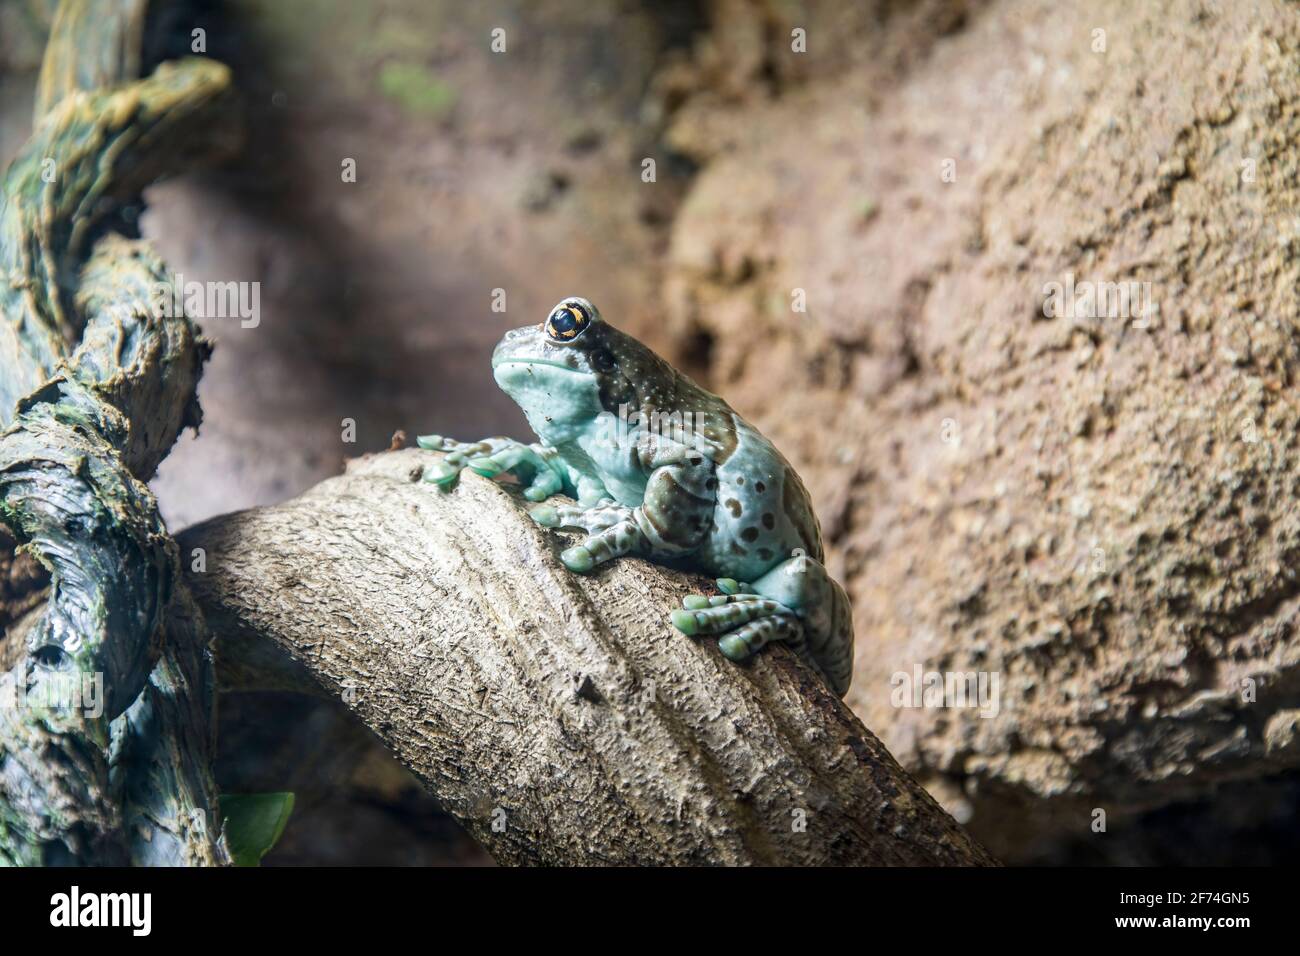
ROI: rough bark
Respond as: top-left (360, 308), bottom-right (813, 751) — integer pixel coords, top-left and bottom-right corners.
top-left (182, 447), bottom-right (996, 866)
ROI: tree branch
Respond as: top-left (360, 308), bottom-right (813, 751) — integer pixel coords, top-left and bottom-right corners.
top-left (182, 448), bottom-right (997, 866)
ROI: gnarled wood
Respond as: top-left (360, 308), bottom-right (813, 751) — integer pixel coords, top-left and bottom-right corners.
top-left (182, 448), bottom-right (996, 866)
top-left (0, 0), bottom-right (237, 865)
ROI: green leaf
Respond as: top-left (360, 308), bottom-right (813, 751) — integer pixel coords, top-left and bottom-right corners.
top-left (221, 792), bottom-right (295, 867)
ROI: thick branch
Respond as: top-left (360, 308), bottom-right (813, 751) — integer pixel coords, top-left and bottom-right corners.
top-left (183, 448), bottom-right (996, 866)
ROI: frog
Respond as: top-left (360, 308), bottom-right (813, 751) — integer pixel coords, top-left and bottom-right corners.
top-left (419, 297), bottom-right (854, 696)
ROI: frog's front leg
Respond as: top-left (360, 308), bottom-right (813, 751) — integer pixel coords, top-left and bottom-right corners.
top-left (540, 438), bottom-right (715, 574)
top-left (416, 434), bottom-right (570, 501)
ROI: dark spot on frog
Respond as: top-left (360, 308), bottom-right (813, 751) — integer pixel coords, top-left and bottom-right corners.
top-left (730, 542), bottom-right (747, 555)
top-left (736, 476), bottom-right (745, 485)
top-left (761, 513), bottom-right (775, 529)
top-left (755, 480), bottom-right (766, 493)
top-left (758, 548), bottom-right (774, 561)
top-left (741, 527), bottom-right (759, 543)
top-left (706, 477), bottom-right (718, 490)
top-left (725, 498), bottom-right (742, 517)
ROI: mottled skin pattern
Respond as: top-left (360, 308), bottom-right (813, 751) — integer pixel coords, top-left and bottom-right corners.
top-left (421, 297), bottom-right (854, 695)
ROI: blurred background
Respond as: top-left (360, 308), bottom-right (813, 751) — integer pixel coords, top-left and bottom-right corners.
top-left (3, 0), bottom-right (1298, 864)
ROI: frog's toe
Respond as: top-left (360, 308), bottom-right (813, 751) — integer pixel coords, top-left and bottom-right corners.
top-left (560, 545), bottom-right (596, 573)
top-left (466, 456), bottom-right (503, 477)
top-left (716, 577), bottom-right (754, 596)
top-left (670, 609), bottom-right (699, 635)
top-left (422, 461), bottom-right (459, 486)
top-left (529, 504), bottom-right (560, 527)
top-left (669, 597), bottom-right (785, 636)
top-left (523, 469), bottom-right (563, 501)
top-left (416, 434), bottom-right (444, 450)
top-left (530, 502), bottom-right (590, 529)
top-left (682, 594), bottom-right (732, 609)
top-left (717, 633), bottom-right (751, 661)
top-left (717, 615), bottom-right (801, 660)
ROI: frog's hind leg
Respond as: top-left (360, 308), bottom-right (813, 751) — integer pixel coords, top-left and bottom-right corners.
top-left (797, 571), bottom-right (854, 697)
top-left (673, 556), bottom-right (854, 696)
top-left (749, 556), bottom-right (854, 696)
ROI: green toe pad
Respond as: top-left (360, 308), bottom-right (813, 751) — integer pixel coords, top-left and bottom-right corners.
top-left (423, 463), bottom-right (457, 485)
top-left (529, 505), bottom-right (559, 527)
top-left (671, 609), bottom-right (698, 635)
top-left (718, 635), bottom-right (750, 661)
top-left (561, 546), bottom-right (595, 573)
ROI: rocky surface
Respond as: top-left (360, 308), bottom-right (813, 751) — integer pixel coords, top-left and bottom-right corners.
top-left (659, 0), bottom-right (1300, 856)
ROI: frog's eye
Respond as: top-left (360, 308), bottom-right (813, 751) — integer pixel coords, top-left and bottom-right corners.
top-left (544, 302), bottom-right (591, 342)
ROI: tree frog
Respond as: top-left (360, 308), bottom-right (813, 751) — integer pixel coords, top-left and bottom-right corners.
top-left (420, 297), bottom-right (854, 696)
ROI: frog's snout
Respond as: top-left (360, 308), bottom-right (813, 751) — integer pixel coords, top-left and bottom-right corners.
top-left (491, 326), bottom-right (540, 368)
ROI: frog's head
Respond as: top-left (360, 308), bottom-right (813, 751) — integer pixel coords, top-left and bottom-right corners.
top-left (492, 296), bottom-right (679, 443)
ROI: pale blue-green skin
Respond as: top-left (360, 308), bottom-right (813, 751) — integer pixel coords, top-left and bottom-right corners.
top-left (422, 297), bottom-right (854, 695)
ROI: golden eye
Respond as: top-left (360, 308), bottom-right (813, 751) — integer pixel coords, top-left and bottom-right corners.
top-left (544, 302), bottom-right (590, 341)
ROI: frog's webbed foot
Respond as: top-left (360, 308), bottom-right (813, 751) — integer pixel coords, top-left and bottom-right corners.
top-left (416, 434), bottom-right (564, 501)
top-left (670, 590), bottom-right (803, 662)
